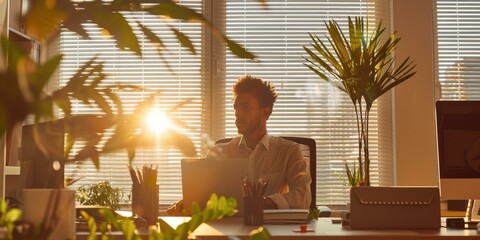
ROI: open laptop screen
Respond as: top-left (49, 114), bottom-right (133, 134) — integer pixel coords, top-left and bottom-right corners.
top-left (181, 157), bottom-right (248, 215)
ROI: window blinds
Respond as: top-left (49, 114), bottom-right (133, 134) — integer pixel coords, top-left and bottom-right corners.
top-left (436, 0), bottom-right (480, 100)
top-left (221, 0), bottom-right (393, 205)
top-left (60, 1), bottom-right (204, 205)
top-left (60, 0), bottom-right (393, 207)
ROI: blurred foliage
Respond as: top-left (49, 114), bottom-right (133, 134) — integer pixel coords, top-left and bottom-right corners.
top-left (0, 1), bottom-right (272, 239)
top-left (1, 0), bottom-right (257, 167)
top-left (0, 199), bottom-right (22, 240)
top-left (24, 0), bottom-right (256, 60)
top-left (80, 193), bottom-right (271, 240)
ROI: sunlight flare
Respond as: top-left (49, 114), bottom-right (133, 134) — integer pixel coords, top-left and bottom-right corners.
top-left (146, 110), bottom-right (171, 134)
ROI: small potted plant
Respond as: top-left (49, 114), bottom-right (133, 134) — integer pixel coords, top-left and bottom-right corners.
top-left (76, 181), bottom-right (125, 210)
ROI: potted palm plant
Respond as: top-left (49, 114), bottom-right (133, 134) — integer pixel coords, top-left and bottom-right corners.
top-left (303, 16), bottom-right (416, 186)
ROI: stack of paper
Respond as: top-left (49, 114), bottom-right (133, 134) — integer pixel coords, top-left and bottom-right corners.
top-left (263, 209), bottom-right (309, 224)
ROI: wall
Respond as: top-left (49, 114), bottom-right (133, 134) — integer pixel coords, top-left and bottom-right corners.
top-left (392, 0), bottom-right (438, 186)
top-left (0, 0), bottom-right (6, 69)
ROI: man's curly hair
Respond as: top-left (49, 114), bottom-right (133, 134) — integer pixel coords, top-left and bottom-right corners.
top-left (232, 75), bottom-right (278, 108)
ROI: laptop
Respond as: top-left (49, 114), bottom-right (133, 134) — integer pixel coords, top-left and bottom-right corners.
top-left (181, 157), bottom-right (249, 215)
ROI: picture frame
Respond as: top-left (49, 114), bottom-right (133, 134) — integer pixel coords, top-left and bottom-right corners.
top-left (470, 199), bottom-right (480, 222)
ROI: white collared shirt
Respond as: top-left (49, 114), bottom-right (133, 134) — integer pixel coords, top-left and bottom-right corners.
top-left (209, 134), bottom-right (312, 209)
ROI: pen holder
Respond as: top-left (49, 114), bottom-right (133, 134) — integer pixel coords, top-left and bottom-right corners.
top-left (244, 196), bottom-right (264, 225)
top-left (132, 184), bottom-right (159, 225)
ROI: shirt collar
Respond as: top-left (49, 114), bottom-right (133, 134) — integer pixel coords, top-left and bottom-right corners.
top-left (239, 133), bottom-right (270, 151)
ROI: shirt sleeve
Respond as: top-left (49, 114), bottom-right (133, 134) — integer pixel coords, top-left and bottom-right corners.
top-left (268, 143), bottom-right (312, 209)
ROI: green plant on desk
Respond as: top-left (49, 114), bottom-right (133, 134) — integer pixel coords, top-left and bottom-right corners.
top-left (308, 207), bottom-right (321, 221)
top-left (80, 194), bottom-right (272, 240)
top-left (76, 181), bottom-right (126, 210)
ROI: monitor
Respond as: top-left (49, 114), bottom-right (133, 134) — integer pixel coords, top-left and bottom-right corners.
top-left (435, 100), bottom-right (480, 200)
top-left (19, 119), bottom-right (65, 190)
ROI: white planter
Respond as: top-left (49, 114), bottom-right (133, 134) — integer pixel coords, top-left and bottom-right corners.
top-left (22, 189), bottom-right (75, 240)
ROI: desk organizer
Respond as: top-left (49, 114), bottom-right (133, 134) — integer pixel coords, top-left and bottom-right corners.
top-left (132, 184), bottom-right (159, 225)
top-left (345, 186), bottom-right (441, 229)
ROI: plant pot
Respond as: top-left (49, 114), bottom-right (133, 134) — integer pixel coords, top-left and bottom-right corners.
top-left (22, 189), bottom-right (75, 240)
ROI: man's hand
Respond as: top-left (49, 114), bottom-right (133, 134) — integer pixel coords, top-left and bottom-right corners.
top-left (263, 197), bottom-right (277, 209)
top-left (166, 199), bottom-right (185, 216)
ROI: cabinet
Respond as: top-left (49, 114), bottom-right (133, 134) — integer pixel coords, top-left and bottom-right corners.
top-left (1, 0), bottom-right (39, 199)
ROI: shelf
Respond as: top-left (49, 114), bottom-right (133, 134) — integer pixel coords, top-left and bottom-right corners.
top-left (5, 166), bottom-right (20, 176)
top-left (9, 27), bottom-right (33, 41)
top-left (442, 210), bottom-right (467, 218)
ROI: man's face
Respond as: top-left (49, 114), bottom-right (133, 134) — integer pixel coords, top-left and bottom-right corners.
top-left (233, 93), bottom-right (268, 135)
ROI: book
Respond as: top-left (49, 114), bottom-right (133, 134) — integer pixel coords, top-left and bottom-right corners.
top-left (263, 209), bottom-right (309, 224)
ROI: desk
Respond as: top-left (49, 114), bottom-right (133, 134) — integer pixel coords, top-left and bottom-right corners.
top-left (169, 217), bottom-right (480, 240)
top-left (77, 217), bottom-right (479, 240)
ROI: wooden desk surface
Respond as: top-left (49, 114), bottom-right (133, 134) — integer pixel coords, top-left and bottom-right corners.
top-left (76, 217), bottom-right (479, 240)
top-left (186, 217), bottom-right (479, 240)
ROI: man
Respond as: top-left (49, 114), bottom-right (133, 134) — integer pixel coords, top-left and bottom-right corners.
top-left (167, 75), bottom-right (311, 215)
top-left (211, 75), bottom-right (311, 209)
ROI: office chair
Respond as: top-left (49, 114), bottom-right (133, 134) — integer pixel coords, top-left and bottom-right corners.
top-left (215, 136), bottom-right (317, 210)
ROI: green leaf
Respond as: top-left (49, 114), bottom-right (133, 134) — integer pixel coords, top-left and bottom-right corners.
top-left (249, 227), bottom-right (272, 240)
top-left (1, 37), bottom-right (26, 70)
top-left (147, 1), bottom-right (256, 60)
top-left (158, 218), bottom-right (175, 235)
top-left (186, 214), bottom-right (202, 233)
top-left (103, 88), bottom-right (124, 116)
top-left (191, 202), bottom-right (201, 215)
top-left (345, 162), bottom-right (360, 187)
top-left (137, 22), bottom-right (166, 53)
top-left (4, 209), bottom-right (22, 223)
top-left (171, 27), bottom-right (196, 55)
top-left (158, 130), bottom-right (197, 157)
top-left (137, 22), bottom-right (176, 73)
top-left (174, 222), bottom-right (190, 240)
top-left (80, 210), bottom-right (98, 239)
top-left (60, 58), bottom-right (98, 91)
top-left (93, 11), bottom-right (142, 56)
top-left (120, 219), bottom-right (138, 240)
top-left (147, 3), bottom-right (209, 23)
top-left (30, 54), bottom-right (63, 94)
top-left (0, 197), bottom-right (6, 214)
top-left (225, 39), bottom-right (256, 60)
top-left (308, 207), bottom-right (320, 221)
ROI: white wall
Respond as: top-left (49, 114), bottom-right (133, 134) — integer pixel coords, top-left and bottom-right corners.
top-left (392, 0), bottom-right (439, 186)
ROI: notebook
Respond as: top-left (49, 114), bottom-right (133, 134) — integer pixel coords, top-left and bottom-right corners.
top-left (263, 209), bottom-right (309, 224)
top-left (181, 157), bottom-right (249, 215)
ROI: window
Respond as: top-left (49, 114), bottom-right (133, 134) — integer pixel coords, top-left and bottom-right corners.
top-left (436, 0), bottom-right (480, 100)
top-left (60, 0), bottom-right (204, 205)
top-left (222, 0), bottom-right (393, 205)
top-left (61, 0), bottom-right (392, 207)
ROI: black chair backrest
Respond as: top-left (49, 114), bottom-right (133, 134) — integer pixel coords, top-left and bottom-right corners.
top-left (215, 136), bottom-right (316, 210)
